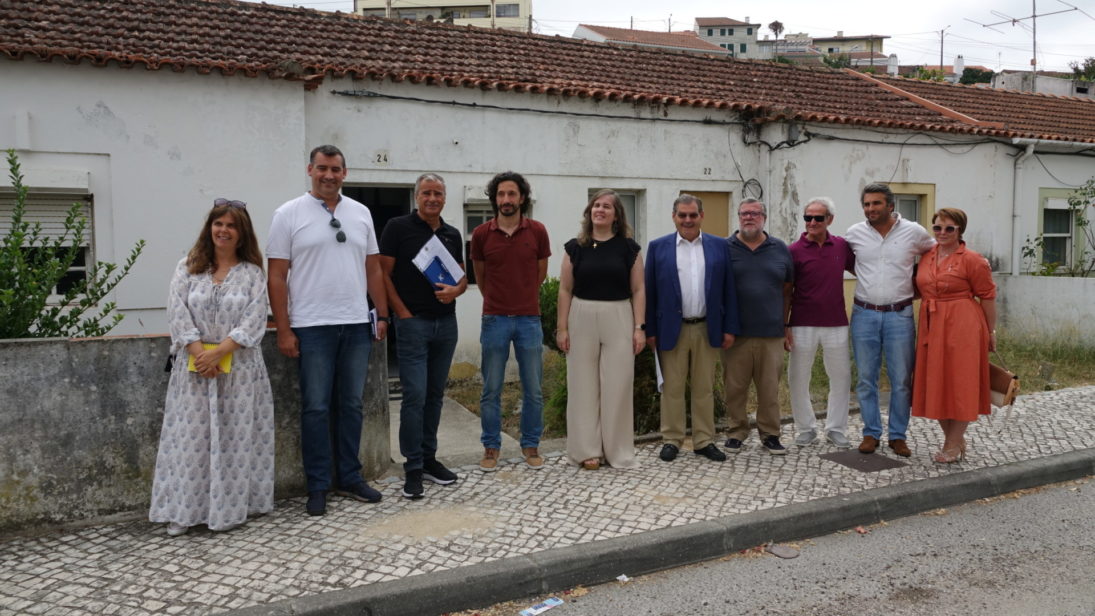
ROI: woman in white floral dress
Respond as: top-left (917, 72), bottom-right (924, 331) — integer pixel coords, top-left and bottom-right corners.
top-left (150, 199), bottom-right (275, 536)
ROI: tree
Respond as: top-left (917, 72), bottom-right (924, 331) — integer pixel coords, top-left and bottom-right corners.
top-left (960, 67), bottom-right (994, 85)
top-left (913, 66), bottom-right (946, 82)
top-left (822, 53), bottom-right (852, 69)
top-left (1, 149), bottom-right (145, 338)
top-left (768, 20), bottom-right (784, 56)
top-left (1069, 57), bottom-right (1095, 81)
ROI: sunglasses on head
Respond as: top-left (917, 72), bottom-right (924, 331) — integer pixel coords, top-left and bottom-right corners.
top-left (803, 215), bottom-right (827, 223)
top-left (932, 225), bottom-right (959, 234)
top-left (214, 198), bottom-right (247, 209)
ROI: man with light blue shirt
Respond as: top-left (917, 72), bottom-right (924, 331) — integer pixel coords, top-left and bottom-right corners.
top-left (846, 183), bottom-right (934, 457)
top-left (267, 145), bottom-right (389, 516)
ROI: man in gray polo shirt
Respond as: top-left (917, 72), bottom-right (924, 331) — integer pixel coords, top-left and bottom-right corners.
top-left (722, 198), bottom-right (794, 455)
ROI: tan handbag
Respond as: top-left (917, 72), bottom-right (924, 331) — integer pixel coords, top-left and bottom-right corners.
top-left (989, 354), bottom-right (1019, 407)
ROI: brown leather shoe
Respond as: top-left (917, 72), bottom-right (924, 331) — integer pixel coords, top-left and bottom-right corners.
top-left (888, 439), bottom-right (912, 457)
top-left (522, 447), bottom-right (544, 470)
top-left (858, 435), bottom-right (879, 454)
top-left (479, 448), bottom-right (499, 472)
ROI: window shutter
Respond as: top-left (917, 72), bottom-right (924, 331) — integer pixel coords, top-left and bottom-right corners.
top-left (0, 192), bottom-right (92, 245)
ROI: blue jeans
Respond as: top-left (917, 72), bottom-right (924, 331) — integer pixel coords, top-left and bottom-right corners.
top-left (479, 315), bottom-right (544, 450)
top-left (396, 315), bottom-right (458, 472)
top-left (294, 323), bottom-right (372, 492)
top-left (850, 304), bottom-right (916, 441)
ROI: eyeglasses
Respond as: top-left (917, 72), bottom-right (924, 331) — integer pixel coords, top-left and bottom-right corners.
top-left (676, 212), bottom-right (700, 219)
top-left (803, 215), bottom-right (827, 223)
top-left (932, 225), bottom-right (959, 234)
top-left (739, 211), bottom-right (765, 218)
top-left (214, 198), bottom-right (247, 208)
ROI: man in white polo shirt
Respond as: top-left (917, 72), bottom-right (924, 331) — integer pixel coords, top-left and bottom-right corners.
top-left (846, 183), bottom-right (934, 458)
top-left (267, 145), bottom-right (389, 516)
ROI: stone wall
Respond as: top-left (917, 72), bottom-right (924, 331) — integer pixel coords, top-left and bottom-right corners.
top-left (0, 334), bottom-right (388, 533)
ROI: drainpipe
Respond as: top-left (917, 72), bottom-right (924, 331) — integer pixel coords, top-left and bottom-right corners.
top-left (1011, 143), bottom-right (1035, 276)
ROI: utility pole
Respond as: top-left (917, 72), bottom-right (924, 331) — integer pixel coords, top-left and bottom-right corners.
top-left (491, 0), bottom-right (495, 29)
top-left (385, 0), bottom-right (391, 19)
top-left (668, 14), bottom-right (672, 32)
top-left (939, 25), bottom-right (950, 72)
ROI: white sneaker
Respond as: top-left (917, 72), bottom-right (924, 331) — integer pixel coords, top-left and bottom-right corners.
top-left (166, 522), bottom-right (189, 537)
top-left (826, 431), bottom-right (852, 449)
top-left (794, 430), bottom-right (817, 446)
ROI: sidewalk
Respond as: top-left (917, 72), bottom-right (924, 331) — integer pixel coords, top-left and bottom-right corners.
top-left (2, 387), bottom-right (1093, 616)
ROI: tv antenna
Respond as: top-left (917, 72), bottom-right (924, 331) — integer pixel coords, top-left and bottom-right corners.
top-left (965, 0), bottom-right (1094, 90)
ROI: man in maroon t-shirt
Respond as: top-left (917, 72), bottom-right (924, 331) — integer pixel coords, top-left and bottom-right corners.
top-left (785, 197), bottom-right (856, 449)
top-left (470, 172), bottom-right (551, 472)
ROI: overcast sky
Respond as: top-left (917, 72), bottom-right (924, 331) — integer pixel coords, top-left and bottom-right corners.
top-left (258, 0), bottom-right (1095, 72)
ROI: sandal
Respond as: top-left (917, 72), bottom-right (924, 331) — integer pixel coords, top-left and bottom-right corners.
top-left (581, 458), bottom-right (601, 470)
top-left (932, 446), bottom-right (965, 464)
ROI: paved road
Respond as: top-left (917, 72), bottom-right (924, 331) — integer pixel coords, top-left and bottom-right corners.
top-left (484, 477), bottom-right (1095, 616)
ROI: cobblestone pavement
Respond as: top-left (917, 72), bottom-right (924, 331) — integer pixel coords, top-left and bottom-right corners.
top-left (2, 387), bottom-right (1093, 616)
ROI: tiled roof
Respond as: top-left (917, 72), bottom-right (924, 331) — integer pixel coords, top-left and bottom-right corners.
top-left (695, 17), bottom-right (756, 27)
top-left (873, 74), bottom-right (1095, 142)
top-left (2, 0), bottom-right (1093, 143)
top-left (576, 25), bottom-right (726, 53)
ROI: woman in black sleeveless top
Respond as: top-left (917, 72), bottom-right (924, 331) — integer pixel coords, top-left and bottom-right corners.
top-left (556, 189), bottom-right (646, 470)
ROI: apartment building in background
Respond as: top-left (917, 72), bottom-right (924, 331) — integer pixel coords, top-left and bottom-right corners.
top-left (355, 0), bottom-right (531, 32)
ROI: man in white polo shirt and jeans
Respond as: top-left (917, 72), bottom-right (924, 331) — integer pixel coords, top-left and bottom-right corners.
top-left (267, 145), bottom-right (389, 516)
top-left (846, 183), bottom-right (934, 458)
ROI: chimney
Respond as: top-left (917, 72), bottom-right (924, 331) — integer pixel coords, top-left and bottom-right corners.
top-left (887, 54), bottom-right (898, 76)
top-left (954, 54), bottom-right (965, 76)
top-left (837, 30), bottom-right (843, 37)
top-left (745, 16), bottom-right (750, 23)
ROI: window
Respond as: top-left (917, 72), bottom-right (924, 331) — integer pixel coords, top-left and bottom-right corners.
top-left (728, 28), bottom-right (734, 36)
top-left (720, 28), bottom-right (726, 36)
top-left (707, 28), bottom-right (713, 36)
top-left (495, 3), bottom-right (518, 17)
top-left (463, 203), bottom-right (493, 285)
top-left (828, 47), bottom-right (838, 54)
top-left (896, 195), bottom-right (920, 223)
top-left (467, 6), bottom-right (489, 18)
top-left (1041, 197), bottom-right (1073, 267)
top-left (398, 11), bottom-right (417, 20)
top-left (0, 191), bottom-right (93, 297)
top-left (747, 27), bottom-right (753, 35)
top-left (739, 43), bottom-right (746, 53)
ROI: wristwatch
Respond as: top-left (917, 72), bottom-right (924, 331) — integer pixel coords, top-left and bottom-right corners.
top-left (636, 323), bottom-right (646, 331)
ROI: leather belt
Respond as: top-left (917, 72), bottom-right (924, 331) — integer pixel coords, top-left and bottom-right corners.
top-left (682, 317), bottom-right (706, 324)
top-left (854, 298), bottom-right (913, 312)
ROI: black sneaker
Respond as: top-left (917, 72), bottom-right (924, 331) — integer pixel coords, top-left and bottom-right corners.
top-left (762, 435), bottom-right (788, 456)
top-left (693, 443), bottom-right (727, 462)
top-left (659, 443), bottom-right (679, 461)
top-left (336, 481), bottom-right (382, 503)
top-left (306, 490), bottom-right (327, 516)
top-left (422, 458), bottom-right (457, 485)
top-left (724, 438), bottom-right (744, 453)
top-left (403, 469), bottom-right (424, 500)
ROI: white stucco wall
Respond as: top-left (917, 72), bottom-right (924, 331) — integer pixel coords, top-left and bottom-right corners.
top-left (1, 61), bottom-right (306, 335)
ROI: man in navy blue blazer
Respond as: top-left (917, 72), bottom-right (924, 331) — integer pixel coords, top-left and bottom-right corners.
top-left (645, 194), bottom-right (741, 463)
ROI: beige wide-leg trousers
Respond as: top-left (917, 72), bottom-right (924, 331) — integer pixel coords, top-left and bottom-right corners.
top-left (565, 297), bottom-right (638, 469)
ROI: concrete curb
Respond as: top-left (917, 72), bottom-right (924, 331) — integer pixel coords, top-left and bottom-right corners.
top-left (229, 448), bottom-right (1095, 616)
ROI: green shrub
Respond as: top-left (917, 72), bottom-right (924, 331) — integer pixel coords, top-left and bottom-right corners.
top-left (1, 149), bottom-right (144, 338)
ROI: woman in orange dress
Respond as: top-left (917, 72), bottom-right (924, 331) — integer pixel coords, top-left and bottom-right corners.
top-left (911, 207), bottom-right (997, 463)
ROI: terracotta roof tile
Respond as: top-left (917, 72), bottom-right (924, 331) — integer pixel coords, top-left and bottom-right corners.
top-left (873, 74), bottom-right (1095, 142)
top-left (1, 0), bottom-right (1092, 143)
top-left (695, 17), bottom-right (756, 27)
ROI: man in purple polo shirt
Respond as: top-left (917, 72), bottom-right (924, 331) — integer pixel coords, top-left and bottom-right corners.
top-left (471, 172), bottom-right (551, 472)
top-left (785, 197), bottom-right (856, 449)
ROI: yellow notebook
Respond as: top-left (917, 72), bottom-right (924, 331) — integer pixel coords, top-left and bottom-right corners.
top-left (187, 344), bottom-right (233, 374)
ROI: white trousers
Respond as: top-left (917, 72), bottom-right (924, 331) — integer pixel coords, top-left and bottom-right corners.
top-left (787, 325), bottom-right (851, 435)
